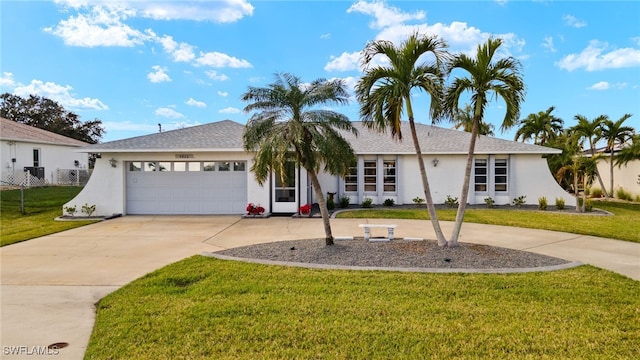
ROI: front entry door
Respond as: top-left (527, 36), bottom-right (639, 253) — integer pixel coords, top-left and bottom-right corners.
top-left (272, 162), bottom-right (298, 213)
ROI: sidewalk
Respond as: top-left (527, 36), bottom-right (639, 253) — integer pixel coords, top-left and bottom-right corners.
top-left (1, 216), bottom-right (638, 359)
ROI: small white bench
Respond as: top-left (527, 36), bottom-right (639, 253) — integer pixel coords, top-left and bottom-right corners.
top-left (359, 224), bottom-right (398, 241)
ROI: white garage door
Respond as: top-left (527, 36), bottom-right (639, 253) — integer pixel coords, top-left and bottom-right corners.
top-left (126, 161), bottom-right (247, 215)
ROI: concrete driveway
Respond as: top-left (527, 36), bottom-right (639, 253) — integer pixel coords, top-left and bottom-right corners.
top-left (1, 215), bottom-right (639, 359)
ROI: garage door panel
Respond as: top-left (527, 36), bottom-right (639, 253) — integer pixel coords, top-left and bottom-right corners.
top-left (126, 161), bottom-right (247, 215)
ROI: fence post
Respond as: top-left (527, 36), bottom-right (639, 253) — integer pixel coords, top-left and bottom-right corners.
top-left (20, 183), bottom-right (25, 215)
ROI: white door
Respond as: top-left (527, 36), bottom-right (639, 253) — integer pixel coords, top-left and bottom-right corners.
top-left (126, 161), bottom-right (247, 215)
top-left (272, 162), bottom-right (298, 213)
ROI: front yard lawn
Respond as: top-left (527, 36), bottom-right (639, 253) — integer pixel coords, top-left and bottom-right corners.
top-left (0, 186), bottom-right (97, 246)
top-left (336, 200), bottom-right (640, 243)
top-left (86, 256), bottom-right (640, 359)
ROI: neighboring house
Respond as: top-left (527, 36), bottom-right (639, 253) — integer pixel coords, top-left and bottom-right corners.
top-left (66, 120), bottom-right (573, 217)
top-left (590, 145), bottom-right (640, 198)
top-left (0, 117), bottom-right (90, 186)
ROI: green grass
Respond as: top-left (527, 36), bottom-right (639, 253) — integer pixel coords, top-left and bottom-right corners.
top-left (0, 186), bottom-right (97, 246)
top-left (337, 200), bottom-right (640, 243)
top-left (87, 256), bottom-right (640, 359)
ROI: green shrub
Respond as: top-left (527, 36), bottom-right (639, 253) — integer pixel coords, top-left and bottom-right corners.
top-left (616, 188), bottom-right (633, 201)
top-left (339, 196), bottom-right (350, 208)
top-left (326, 196), bottom-right (336, 211)
top-left (412, 197), bottom-right (425, 206)
top-left (81, 203), bottom-right (96, 217)
top-left (444, 195), bottom-right (459, 208)
top-left (362, 198), bottom-right (373, 208)
top-left (590, 187), bottom-right (603, 198)
top-left (578, 198), bottom-right (594, 212)
top-left (555, 197), bottom-right (565, 210)
top-left (64, 205), bottom-right (77, 217)
top-left (484, 197), bottom-right (495, 208)
top-left (383, 198), bottom-right (395, 207)
top-left (538, 197), bottom-right (547, 211)
top-left (512, 195), bottom-right (526, 207)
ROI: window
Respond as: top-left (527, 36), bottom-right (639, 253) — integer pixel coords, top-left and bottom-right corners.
top-left (203, 162), bottom-right (216, 171)
top-left (218, 162), bottom-right (231, 171)
top-left (383, 160), bottom-right (396, 192)
top-left (144, 162), bottom-right (156, 171)
top-left (474, 159), bottom-right (487, 192)
top-left (33, 149), bottom-right (40, 167)
top-left (344, 164), bottom-right (357, 192)
top-left (158, 162), bottom-right (171, 172)
top-left (174, 162), bottom-right (187, 172)
top-left (129, 162), bottom-right (142, 171)
top-left (364, 160), bottom-right (376, 192)
top-left (188, 162), bottom-right (200, 172)
top-left (275, 161), bottom-right (296, 202)
top-left (233, 162), bottom-right (245, 171)
top-left (495, 159), bottom-right (508, 192)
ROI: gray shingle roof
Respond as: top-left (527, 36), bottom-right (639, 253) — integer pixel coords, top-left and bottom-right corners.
top-left (81, 119), bottom-right (560, 155)
top-left (0, 117), bottom-right (89, 147)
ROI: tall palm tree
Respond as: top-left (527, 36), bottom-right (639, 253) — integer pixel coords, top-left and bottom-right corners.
top-left (444, 37), bottom-right (525, 246)
top-left (242, 73), bottom-right (358, 246)
top-left (614, 134), bottom-right (640, 166)
top-left (514, 106), bottom-right (563, 146)
top-left (355, 32), bottom-right (449, 246)
top-left (452, 104), bottom-right (495, 136)
top-left (601, 114), bottom-right (634, 197)
top-left (571, 114), bottom-right (609, 197)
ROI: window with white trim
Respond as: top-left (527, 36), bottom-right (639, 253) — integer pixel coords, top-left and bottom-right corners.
top-left (383, 160), bottom-right (396, 192)
top-left (494, 159), bottom-right (508, 192)
top-left (344, 164), bottom-right (357, 192)
top-left (364, 160), bottom-right (376, 192)
top-left (474, 159), bottom-right (487, 192)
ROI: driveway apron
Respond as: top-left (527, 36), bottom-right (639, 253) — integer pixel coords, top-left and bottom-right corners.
top-left (1, 216), bottom-right (639, 359)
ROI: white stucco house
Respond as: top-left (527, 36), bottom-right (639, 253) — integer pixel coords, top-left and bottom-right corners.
top-left (592, 147), bottom-right (640, 198)
top-left (0, 117), bottom-right (90, 186)
top-left (65, 120), bottom-right (574, 217)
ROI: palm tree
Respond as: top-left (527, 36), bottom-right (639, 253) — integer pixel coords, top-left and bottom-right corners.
top-left (614, 134), bottom-right (640, 166)
top-left (444, 37), bottom-right (525, 246)
top-left (571, 114), bottom-right (609, 197)
top-left (601, 114), bottom-right (634, 197)
top-left (242, 73), bottom-right (358, 246)
top-left (355, 32), bottom-right (449, 246)
top-left (452, 104), bottom-right (495, 136)
top-left (514, 106), bottom-right (563, 146)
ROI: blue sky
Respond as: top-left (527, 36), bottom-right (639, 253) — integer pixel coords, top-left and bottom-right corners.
top-left (1, 0), bottom-right (639, 142)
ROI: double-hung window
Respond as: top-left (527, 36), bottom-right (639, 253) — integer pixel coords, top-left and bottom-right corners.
top-left (344, 164), bottom-right (357, 192)
top-left (494, 159), bottom-right (508, 192)
top-left (474, 159), bottom-right (488, 192)
top-left (363, 160), bottom-right (377, 192)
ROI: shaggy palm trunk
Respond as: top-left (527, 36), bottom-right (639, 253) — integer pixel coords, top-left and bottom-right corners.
top-left (609, 151), bottom-right (615, 198)
top-left (449, 116), bottom-right (480, 246)
top-left (574, 161), bottom-right (582, 213)
top-left (308, 169), bottom-right (334, 245)
top-left (407, 117), bottom-right (447, 246)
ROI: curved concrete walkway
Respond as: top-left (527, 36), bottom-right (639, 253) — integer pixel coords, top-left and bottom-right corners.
top-left (1, 216), bottom-right (638, 359)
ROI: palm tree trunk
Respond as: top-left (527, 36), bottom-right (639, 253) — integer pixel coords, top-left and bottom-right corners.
top-left (590, 143), bottom-right (609, 198)
top-left (574, 161), bottom-right (581, 213)
top-left (609, 151), bottom-right (615, 198)
top-left (308, 169), bottom-right (334, 245)
top-left (449, 116), bottom-right (480, 246)
top-left (408, 118), bottom-right (447, 246)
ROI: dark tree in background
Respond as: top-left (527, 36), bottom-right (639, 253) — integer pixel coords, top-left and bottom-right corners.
top-left (0, 93), bottom-right (105, 144)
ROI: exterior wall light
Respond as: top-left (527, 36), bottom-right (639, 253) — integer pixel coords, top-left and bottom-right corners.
top-left (109, 158), bottom-right (117, 168)
top-left (432, 158), bottom-right (439, 167)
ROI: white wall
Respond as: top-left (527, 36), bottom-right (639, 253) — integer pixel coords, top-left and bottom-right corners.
top-left (595, 158), bottom-right (640, 198)
top-left (1, 140), bottom-right (88, 184)
top-left (511, 154), bottom-right (575, 206)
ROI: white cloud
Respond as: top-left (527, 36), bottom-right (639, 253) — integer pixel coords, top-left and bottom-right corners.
top-left (205, 70), bottom-right (230, 81)
top-left (54, 0), bottom-right (254, 23)
top-left (347, 0), bottom-right (425, 29)
top-left (562, 14), bottom-right (587, 28)
top-left (217, 91), bottom-right (228, 97)
top-left (219, 107), bottom-right (241, 114)
top-left (13, 79), bottom-right (108, 110)
top-left (320, 33), bottom-right (331, 40)
top-left (588, 81), bottom-right (609, 90)
top-left (147, 65), bottom-right (171, 83)
top-left (155, 107), bottom-right (184, 118)
top-left (0, 72), bottom-right (16, 88)
top-left (324, 52), bottom-right (362, 72)
top-left (186, 98), bottom-right (206, 108)
top-left (158, 35), bottom-right (195, 62)
top-left (44, 6), bottom-right (154, 47)
top-left (556, 40), bottom-right (640, 71)
top-left (542, 36), bottom-right (556, 52)
top-left (196, 52), bottom-right (252, 68)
